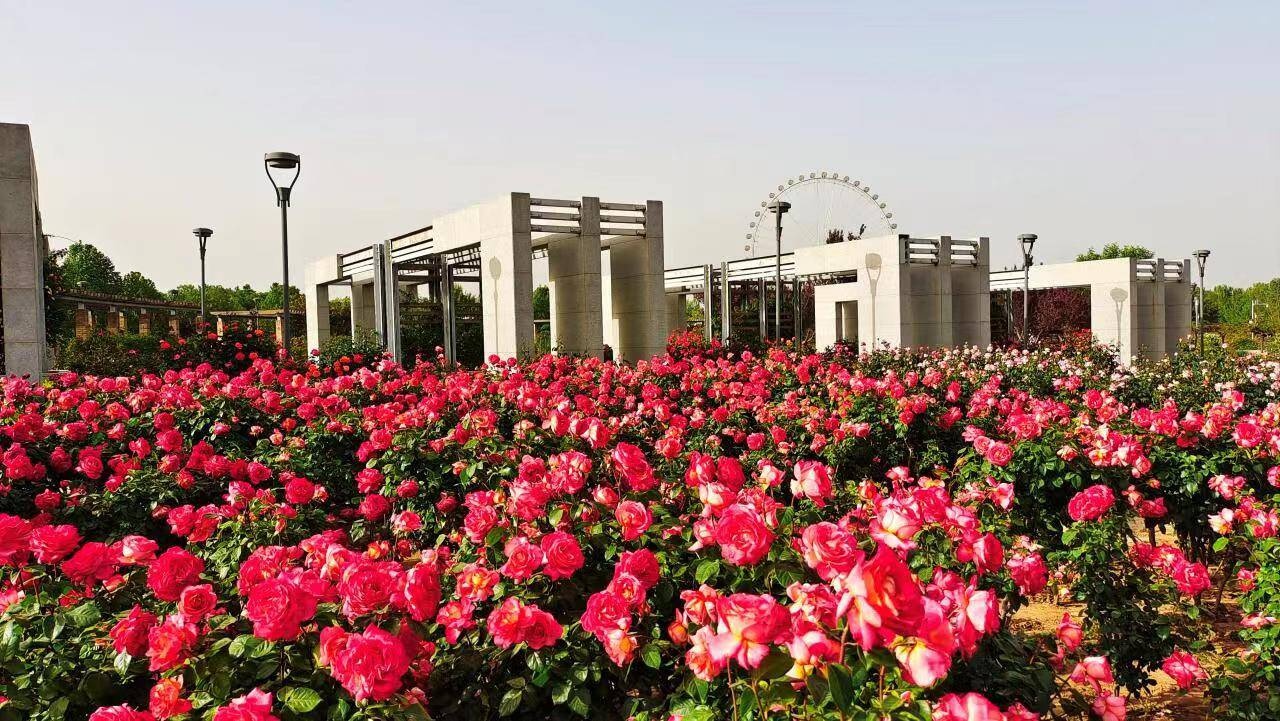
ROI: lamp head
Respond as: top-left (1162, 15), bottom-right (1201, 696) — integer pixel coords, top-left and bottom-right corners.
top-left (263, 152), bottom-right (302, 205)
top-left (1018, 233), bottom-right (1037, 259)
top-left (1193, 249), bottom-right (1209, 273)
top-left (264, 152), bottom-right (300, 169)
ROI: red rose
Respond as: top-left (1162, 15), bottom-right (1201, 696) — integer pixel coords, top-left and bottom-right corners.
top-left (800, 522), bottom-right (862, 581)
top-left (110, 605), bottom-right (157, 656)
top-left (581, 590), bottom-right (631, 640)
top-left (149, 677), bottom-right (193, 720)
top-left (146, 615), bottom-right (197, 672)
top-left (245, 571), bottom-right (319, 641)
top-left (283, 478), bottom-right (315, 504)
top-left (714, 505), bottom-right (774, 566)
top-left (615, 549), bottom-right (661, 588)
top-left (1067, 485), bottom-right (1115, 522)
top-left (0, 514), bottom-right (33, 567)
top-left (30, 524), bottom-right (81, 564)
top-left (177, 583), bottom-right (219, 623)
top-left (790, 460), bottom-right (834, 506)
top-left (337, 560), bottom-right (399, 619)
top-left (147, 548), bottom-right (205, 602)
top-left (540, 531), bottom-right (585, 580)
top-left (357, 493), bottom-right (390, 521)
top-left (610, 443), bottom-right (656, 491)
top-left (399, 564), bottom-right (442, 622)
top-left (88, 705), bottom-right (154, 721)
top-left (498, 536), bottom-right (545, 581)
top-left (212, 688), bottom-right (279, 721)
top-left (327, 626), bottom-right (411, 702)
top-left (615, 501), bottom-right (653, 541)
top-left (63, 541), bottom-right (120, 587)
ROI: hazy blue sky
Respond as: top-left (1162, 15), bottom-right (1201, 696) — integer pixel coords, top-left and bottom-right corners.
top-left (3, 1), bottom-right (1277, 289)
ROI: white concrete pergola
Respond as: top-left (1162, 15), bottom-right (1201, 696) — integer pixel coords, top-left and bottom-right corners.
top-left (990, 257), bottom-right (1193, 362)
top-left (305, 193), bottom-right (667, 363)
top-left (0, 124), bottom-right (48, 377)
top-left (662, 234), bottom-right (1192, 364)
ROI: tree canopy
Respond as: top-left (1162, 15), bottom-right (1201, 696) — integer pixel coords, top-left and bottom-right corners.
top-left (60, 242), bottom-right (122, 294)
top-left (1075, 243), bottom-right (1155, 262)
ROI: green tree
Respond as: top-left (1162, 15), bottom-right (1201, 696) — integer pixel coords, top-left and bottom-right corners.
top-left (119, 271), bottom-right (163, 300)
top-left (258, 283), bottom-right (305, 311)
top-left (1075, 243), bottom-right (1155, 262)
top-left (167, 284), bottom-right (247, 311)
top-left (60, 241), bottom-right (122, 294)
top-left (532, 286), bottom-right (549, 320)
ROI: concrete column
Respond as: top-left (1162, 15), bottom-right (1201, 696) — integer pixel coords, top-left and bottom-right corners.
top-left (478, 193), bottom-right (535, 360)
top-left (665, 293), bottom-right (686, 336)
top-left (720, 261), bottom-right (731, 342)
top-left (138, 310), bottom-right (151, 336)
top-left (609, 200), bottom-right (666, 362)
top-left (0, 124), bottom-right (48, 376)
top-left (105, 308), bottom-right (123, 334)
top-left (701, 265), bottom-right (714, 343)
top-left (371, 242), bottom-right (401, 362)
top-left (74, 307), bottom-right (92, 340)
top-left (440, 259), bottom-right (455, 362)
top-left (757, 279), bottom-right (768, 338)
top-left (793, 278), bottom-right (803, 341)
top-left (935, 237), bottom-right (955, 347)
top-left (351, 280), bottom-right (376, 339)
top-left (949, 238), bottom-right (991, 348)
top-left (547, 197), bottom-right (604, 356)
top-left (304, 256), bottom-right (338, 355)
top-left (1164, 260), bottom-right (1193, 356)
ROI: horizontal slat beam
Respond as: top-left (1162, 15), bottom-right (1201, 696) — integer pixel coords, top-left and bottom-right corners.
top-left (600, 214), bottom-right (644, 224)
top-left (531, 224), bottom-right (581, 234)
top-left (530, 211), bottom-right (580, 221)
top-left (600, 201), bottom-right (645, 211)
top-left (529, 197), bottom-right (580, 208)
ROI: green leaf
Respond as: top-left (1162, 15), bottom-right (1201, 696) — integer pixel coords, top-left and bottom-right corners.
top-left (753, 648), bottom-right (794, 681)
top-left (498, 687), bottom-right (523, 716)
top-left (640, 643), bottom-right (662, 669)
top-left (114, 652), bottom-right (132, 677)
top-left (229, 634), bottom-right (259, 658)
top-left (695, 559), bottom-right (720, 584)
top-left (281, 686), bottom-right (323, 713)
top-left (827, 663), bottom-right (856, 712)
top-left (67, 602), bottom-right (101, 627)
top-left (551, 682), bottom-right (573, 705)
top-left (1213, 537), bottom-right (1229, 553)
top-left (568, 688), bottom-right (591, 717)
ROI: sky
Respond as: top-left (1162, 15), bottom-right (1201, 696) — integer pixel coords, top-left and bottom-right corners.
top-left (2, 1), bottom-right (1277, 290)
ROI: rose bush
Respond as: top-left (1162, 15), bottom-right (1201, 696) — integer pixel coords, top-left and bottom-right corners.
top-left (0, 337), bottom-right (1275, 720)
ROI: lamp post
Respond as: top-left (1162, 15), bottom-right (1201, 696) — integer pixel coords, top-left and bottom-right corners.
top-left (263, 152), bottom-right (301, 358)
top-left (768, 200), bottom-right (791, 341)
top-left (1193, 249), bottom-right (1210, 353)
top-left (1018, 234), bottom-right (1037, 343)
top-left (192, 228), bottom-right (213, 325)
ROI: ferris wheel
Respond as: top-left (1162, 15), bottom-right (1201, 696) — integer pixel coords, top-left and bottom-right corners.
top-left (744, 172), bottom-right (898, 257)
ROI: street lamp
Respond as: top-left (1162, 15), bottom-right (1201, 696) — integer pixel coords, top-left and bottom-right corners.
top-left (192, 228), bottom-right (213, 324)
top-left (1018, 234), bottom-right (1037, 343)
top-left (768, 200), bottom-right (791, 341)
top-left (264, 152), bottom-right (301, 358)
top-left (1193, 249), bottom-right (1210, 353)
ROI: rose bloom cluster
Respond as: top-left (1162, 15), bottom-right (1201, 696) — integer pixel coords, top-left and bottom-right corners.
top-left (0, 339), bottom-right (1274, 719)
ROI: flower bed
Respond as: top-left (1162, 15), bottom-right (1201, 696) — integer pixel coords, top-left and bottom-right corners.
top-left (0, 336), bottom-right (1277, 720)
